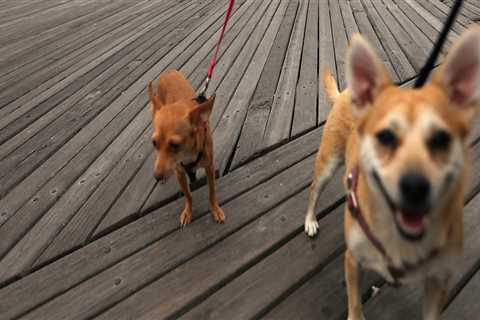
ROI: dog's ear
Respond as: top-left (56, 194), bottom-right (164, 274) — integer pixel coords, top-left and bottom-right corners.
top-left (147, 81), bottom-right (164, 116)
top-left (188, 95), bottom-right (215, 127)
top-left (432, 27), bottom-right (480, 110)
top-left (346, 34), bottom-right (392, 114)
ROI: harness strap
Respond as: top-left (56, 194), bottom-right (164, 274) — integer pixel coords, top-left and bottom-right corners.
top-left (180, 126), bottom-right (208, 183)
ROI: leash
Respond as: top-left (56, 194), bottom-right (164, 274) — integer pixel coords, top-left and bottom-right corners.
top-left (196, 0), bottom-right (235, 102)
top-left (414, 0), bottom-right (464, 88)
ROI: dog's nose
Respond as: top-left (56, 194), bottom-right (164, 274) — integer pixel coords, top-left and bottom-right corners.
top-left (399, 173), bottom-right (430, 209)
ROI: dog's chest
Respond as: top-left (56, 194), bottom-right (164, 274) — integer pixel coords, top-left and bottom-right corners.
top-left (346, 224), bottom-right (454, 285)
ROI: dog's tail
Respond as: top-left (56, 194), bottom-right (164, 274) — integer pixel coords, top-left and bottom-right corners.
top-left (147, 81), bottom-right (154, 100)
top-left (322, 71), bottom-right (339, 106)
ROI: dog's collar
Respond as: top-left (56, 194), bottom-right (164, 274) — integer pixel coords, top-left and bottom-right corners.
top-left (347, 165), bottom-right (440, 285)
top-left (180, 126), bottom-right (207, 183)
top-left (181, 151), bottom-right (203, 183)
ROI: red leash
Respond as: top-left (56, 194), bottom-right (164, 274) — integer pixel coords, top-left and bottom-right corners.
top-left (197, 0), bottom-right (235, 101)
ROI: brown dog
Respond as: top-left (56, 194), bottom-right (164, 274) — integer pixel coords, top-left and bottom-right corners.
top-left (304, 27), bottom-right (480, 319)
top-left (148, 70), bottom-right (225, 226)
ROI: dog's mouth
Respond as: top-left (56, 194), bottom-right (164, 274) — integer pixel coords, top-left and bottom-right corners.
top-left (372, 171), bottom-right (428, 241)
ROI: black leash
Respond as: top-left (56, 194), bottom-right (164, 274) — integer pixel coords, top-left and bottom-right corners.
top-left (414, 0), bottom-right (464, 88)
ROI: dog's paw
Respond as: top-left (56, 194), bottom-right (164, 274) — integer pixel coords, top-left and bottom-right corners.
top-left (347, 314), bottom-right (366, 320)
top-left (304, 219), bottom-right (319, 237)
top-left (211, 205), bottom-right (225, 223)
top-left (180, 209), bottom-right (192, 226)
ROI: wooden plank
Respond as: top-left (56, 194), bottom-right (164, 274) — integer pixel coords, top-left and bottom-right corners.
top-left (179, 177), bottom-right (346, 319)
top-left (33, 128), bottom-right (153, 267)
top-left (368, 0), bottom-right (427, 71)
top-left (260, 0), bottom-right (308, 148)
top-left (329, 0), bottom-right (349, 90)
top-left (415, 0), bottom-right (467, 36)
top-left (291, 0), bottom-right (319, 137)
top-left (264, 255), bottom-right (379, 319)
top-left (0, 0), bottom-right (231, 280)
top-left (1, 0), bottom-right (218, 205)
top-left (230, 0), bottom-right (299, 169)
top-left (317, 0), bottom-right (337, 123)
top-left (0, 0), bottom-right (154, 91)
top-left (0, 0), bottom-right (117, 46)
top-left (382, 0), bottom-right (434, 58)
top-left (358, 0), bottom-right (416, 81)
top-left (10, 153), bottom-right (315, 320)
top-left (0, 108), bottom-right (151, 284)
top-left (442, 267), bottom-right (480, 319)
top-left (212, 0), bottom-right (289, 174)
top-left (348, 0), bottom-right (399, 83)
top-left (0, 126), bottom-right (323, 319)
top-left (428, 0), bottom-right (472, 28)
top-left (181, 0), bottom-right (265, 91)
top-left (0, 0), bottom-right (185, 135)
top-left (207, 0), bottom-right (282, 130)
top-left (396, 0), bottom-right (455, 52)
top-left (77, 158), bottom-right (320, 320)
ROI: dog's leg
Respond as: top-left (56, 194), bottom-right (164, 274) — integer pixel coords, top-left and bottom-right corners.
top-left (205, 161), bottom-right (225, 223)
top-left (423, 276), bottom-right (450, 320)
top-left (176, 169), bottom-right (193, 226)
top-left (304, 154), bottom-right (340, 237)
top-left (345, 249), bottom-right (365, 320)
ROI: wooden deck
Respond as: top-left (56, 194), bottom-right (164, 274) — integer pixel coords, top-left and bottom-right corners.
top-left (0, 0), bottom-right (479, 319)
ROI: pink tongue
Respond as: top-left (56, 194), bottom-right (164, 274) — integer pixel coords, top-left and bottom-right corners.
top-left (401, 213), bottom-right (424, 229)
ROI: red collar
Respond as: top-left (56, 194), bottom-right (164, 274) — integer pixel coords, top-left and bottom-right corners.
top-left (346, 166), bottom-right (439, 284)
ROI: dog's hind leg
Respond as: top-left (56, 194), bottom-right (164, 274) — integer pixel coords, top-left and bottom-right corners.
top-left (304, 152), bottom-right (340, 237)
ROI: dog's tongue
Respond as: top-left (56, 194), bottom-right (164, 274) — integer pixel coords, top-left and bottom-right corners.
top-left (400, 211), bottom-right (424, 230)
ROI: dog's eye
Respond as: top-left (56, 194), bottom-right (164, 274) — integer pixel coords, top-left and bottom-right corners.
top-left (152, 139), bottom-right (157, 148)
top-left (428, 130), bottom-right (451, 152)
top-left (169, 142), bottom-right (180, 152)
top-left (376, 129), bottom-right (398, 148)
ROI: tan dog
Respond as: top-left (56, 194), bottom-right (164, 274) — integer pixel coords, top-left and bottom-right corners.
top-left (304, 27), bottom-right (480, 320)
top-left (148, 70), bottom-right (225, 226)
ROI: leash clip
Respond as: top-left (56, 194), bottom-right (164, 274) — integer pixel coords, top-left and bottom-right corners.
top-left (196, 77), bottom-right (210, 103)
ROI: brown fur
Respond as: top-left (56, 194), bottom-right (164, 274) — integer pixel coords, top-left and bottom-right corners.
top-left (305, 28), bottom-right (480, 320)
top-left (148, 70), bottom-right (225, 226)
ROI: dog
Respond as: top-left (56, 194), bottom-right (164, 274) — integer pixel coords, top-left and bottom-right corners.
top-left (304, 27), bottom-right (480, 320)
top-left (148, 70), bottom-right (225, 226)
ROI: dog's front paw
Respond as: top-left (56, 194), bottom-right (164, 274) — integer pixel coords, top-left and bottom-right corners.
top-left (211, 205), bottom-right (225, 223)
top-left (304, 218), bottom-right (319, 237)
top-left (180, 208), bottom-right (192, 226)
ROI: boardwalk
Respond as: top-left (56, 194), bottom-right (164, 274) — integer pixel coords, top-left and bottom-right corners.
top-left (0, 0), bottom-right (479, 319)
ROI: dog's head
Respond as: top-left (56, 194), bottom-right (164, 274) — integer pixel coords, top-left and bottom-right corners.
top-left (347, 28), bottom-right (480, 241)
top-left (148, 81), bottom-right (215, 183)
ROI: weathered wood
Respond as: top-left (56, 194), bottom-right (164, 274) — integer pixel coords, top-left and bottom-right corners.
top-left (14, 155), bottom-right (315, 320)
top-left (291, 0), bottom-right (318, 137)
top-left (442, 267), bottom-right (480, 319)
top-left (0, 127), bottom-right (323, 319)
top-left (329, 0), bottom-right (349, 90)
top-left (349, 0), bottom-right (400, 82)
top-left (261, 0), bottom-right (308, 148)
top-left (230, 0), bottom-right (299, 169)
top-left (359, 0), bottom-right (416, 80)
top-left (317, 0), bottom-right (337, 123)
top-left (213, 0), bottom-right (289, 174)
